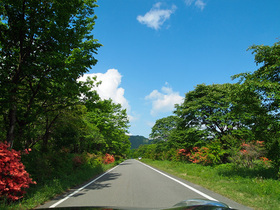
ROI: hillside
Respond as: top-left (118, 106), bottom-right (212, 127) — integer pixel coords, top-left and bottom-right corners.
top-left (129, 135), bottom-right (152, 149)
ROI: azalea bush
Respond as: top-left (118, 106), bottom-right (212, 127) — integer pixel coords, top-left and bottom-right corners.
top-left (103, 153), bottom-right (115, 164)
top-left (229, 140), bottom-right (267, 168)
top-left (0, 142), bottom-right (36, 201)
top-left (186, 147), bottom-right (212, 165)
top-left (178, 140), bottom-right (226, 166)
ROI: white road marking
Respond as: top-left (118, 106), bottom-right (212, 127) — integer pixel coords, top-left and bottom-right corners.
top-left (49, 160), bottom-right (218, 208)
top-left (49, 164), bottom-right (121, 208)
top-left (137, 160), bottom-right (218, 201)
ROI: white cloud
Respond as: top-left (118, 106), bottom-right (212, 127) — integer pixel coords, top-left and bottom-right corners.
top-left (137, 3), bottom-right (177, 30)
top-left (184, 0), bottom-right (195, 6)
top-left (184, 0), bottom-right (206, 10)
top-left (78, 69), bottom-right (130, 112)
top-left (145, 84), bottom-right (184, 116)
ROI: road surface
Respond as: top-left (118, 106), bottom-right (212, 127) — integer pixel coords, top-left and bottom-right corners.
top-left (38, 159), bottom-right (252, 209)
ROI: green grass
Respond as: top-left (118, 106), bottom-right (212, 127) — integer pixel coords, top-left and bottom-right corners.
top-left (0, 152), bottom-right (120, 210)
top-left (142, 159), bottom-right (280, 210)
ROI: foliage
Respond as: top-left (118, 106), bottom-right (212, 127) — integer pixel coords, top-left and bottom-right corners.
top-left (142, 159), bottom-right (280, 210)
top-left (72, 155), bottom-right (86, 168)
top-left (175, 83), bottom-right (266, 140)
top-left (133, 144), bottom-right (157, 160)
top-left (1, 151), bottom-right (116, 209)
top-left (86, 99), bottom-right (131, 156)
top-left (229, 141), bottom-right (267, 168)
top-left (144, 41), bottom-right (280, 168)
top-left (51, 104), bottom-right (104, 154)
top-left (103, 153), bottom-right (115, 164)
top-left (0, 0), bottom-right (101, 148)
top-left (0, 142), bottom-right (36, 201)
top-left (150, 116), bottom-right (180, 142)
top-left (178, 140), bottom-right (226, 165)
top-left (168, 126), bottom-right (207, 149)
top-left (129, 135), bottom-right (151, 149)
top-left (233, 41), bottom-right (280, 114)
top-left (232, 41), bottom-right (280, 166)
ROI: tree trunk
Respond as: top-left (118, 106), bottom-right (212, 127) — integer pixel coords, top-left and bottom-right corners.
top-left (7, 103), bottom-right (17, 148)
top-left (41, 113), bottom-right (60, 152)
top-left (6, 0), bottom-right (26, 148)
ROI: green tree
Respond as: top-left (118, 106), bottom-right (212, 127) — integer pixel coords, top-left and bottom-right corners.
top-left (0, 0), bottom-right (101, 148)
top-left (51, 105), bottom-right (104, 153)
top-left (233, 41), bottom-right (280, 166)
top-left (233, 41), bottom-right (280, 114)
top-left (175, 83), bottom-right (266, 141)
top-left (167, 126), bottom-right (207, 149)
top-left (150, 115), bottom-right (180, 142)
top-left (86, 99), bottom-right (131, 156)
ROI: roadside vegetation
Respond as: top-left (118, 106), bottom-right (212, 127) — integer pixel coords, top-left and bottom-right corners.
top-left (134, 41), bottom-right (280, 210)
top-left (0, 0), bottom-right (130, 208)
top-left (0, 151), bottom-right (120, 209)
top-left (141, 159), bottom-right (279, 210)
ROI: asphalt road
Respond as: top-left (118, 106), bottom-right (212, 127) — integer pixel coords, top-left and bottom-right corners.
top-left (38, 159), bottom-right (252, 209)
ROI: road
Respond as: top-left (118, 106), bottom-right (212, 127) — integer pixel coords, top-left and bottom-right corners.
top-left (39, 159), bottom-right (252, 209)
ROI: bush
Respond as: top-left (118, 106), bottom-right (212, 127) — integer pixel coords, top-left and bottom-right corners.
top-left (103, 153), bottom-right (115, 164)
top-left (178, 140), bottom-right (226, 165)
top-left (72, 155), bottom-right (85, 168)
top-left (0, 142), bottom-right (36, 201)
top-left (229, 140), bottom-right (267, 168)
top-left (186, 146), bottom-right (212, 165)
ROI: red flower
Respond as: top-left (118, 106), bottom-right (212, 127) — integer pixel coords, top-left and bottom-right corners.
top-left (0, 142), bottom-right (36, 201)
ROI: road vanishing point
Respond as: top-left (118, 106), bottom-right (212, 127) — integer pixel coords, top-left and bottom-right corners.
top-left (38, 159), bottom-right (252, 209)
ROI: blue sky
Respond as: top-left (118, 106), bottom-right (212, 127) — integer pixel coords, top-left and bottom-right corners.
top-left (79, 0), bottom-right (280, 138)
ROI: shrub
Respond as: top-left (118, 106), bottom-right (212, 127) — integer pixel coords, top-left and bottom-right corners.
top-left (82, 152), bottom-right (103, 168)
top-left (0, 142), bottom-right (36, 201)
top-left (177, 148), bottom-right (189, 161)
top-left (72, 155), bottom-right (85, 168)
top-left (103, 153), bottom-right (115, 164)
top-left (186, 146), bottom-right (212, 165)
top-left (229, 140), bottom-right (267, 168)
top-left (178, 140), bottom-right (226, 165)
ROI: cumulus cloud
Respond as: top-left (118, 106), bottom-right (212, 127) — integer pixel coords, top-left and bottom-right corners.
top-left (137, 2), bottom-right (177, 30)
top-left (184, 0), bottom-right (206, 10)
top-left (78, 69), bottom-right (130, 112)
top-left (145, 84), bottom-right (184, 116)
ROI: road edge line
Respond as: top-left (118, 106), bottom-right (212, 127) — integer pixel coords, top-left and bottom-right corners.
top-left (137, 160), bottom-right (218, 201)
top-left (49, 163), bottom-right (122, 208)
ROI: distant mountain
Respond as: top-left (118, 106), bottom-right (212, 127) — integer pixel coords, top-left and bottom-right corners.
top-left (129, 135), bottom-right (152, 149)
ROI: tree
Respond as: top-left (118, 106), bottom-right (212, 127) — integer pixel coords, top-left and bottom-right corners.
top-left (175, 83), bottom-right (266, 141)
top-left (51, 105), bottom-right (104, 153)
top-left (233, 41), bottom-right (280, 166)
top-left (0, 0), bottom-right (101, 148)
top-left (86, 99), bottom-right (131, 156)
top-left (150, 116), bottom-right (180, 142)
top-left (167, 126), bottom-right (207, 149)
top-left (233, 41), bottom-right (280, 114)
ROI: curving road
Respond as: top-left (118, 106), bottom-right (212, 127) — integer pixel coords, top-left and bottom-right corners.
top-left (38, 159), bottom-right (252, 209)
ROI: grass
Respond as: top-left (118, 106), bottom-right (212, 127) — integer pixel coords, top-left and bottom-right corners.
top-left (0, 151), bottom-right (120, 210)
top-left (141, 159), bottom-right (280, 210)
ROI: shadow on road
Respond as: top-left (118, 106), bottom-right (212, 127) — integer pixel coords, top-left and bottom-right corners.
top-left (70, 171), bottom-right (121, 198)
top-left (118, 161), bottom-right (132, 166)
